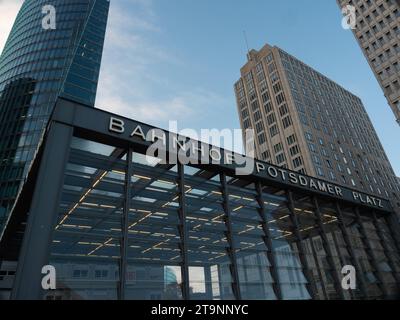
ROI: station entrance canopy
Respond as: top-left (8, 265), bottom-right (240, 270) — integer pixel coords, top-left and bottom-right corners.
top-left (1, 98), bottom-right (399, 300)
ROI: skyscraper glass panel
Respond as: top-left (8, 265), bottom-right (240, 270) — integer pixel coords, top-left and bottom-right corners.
top-left (0, 0), bottom-right (110, 229)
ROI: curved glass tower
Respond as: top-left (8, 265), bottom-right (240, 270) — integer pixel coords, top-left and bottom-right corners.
top-left (0, 0), bottom-right (110, 228)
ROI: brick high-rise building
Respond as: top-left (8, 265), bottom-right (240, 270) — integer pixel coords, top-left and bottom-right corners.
top-left (234, 43), bottom-right (400, 212)
top-left (337, 0), bottom-right (400, 124)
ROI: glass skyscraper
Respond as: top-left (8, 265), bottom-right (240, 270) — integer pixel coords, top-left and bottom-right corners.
top-left (0, 0), bottom-right (110, 229)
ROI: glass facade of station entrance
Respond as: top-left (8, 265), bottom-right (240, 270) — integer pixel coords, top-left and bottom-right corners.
top-left (1, 101), bottom-right (399, 300)
top-left (47, 136), bottom-right (400, 300)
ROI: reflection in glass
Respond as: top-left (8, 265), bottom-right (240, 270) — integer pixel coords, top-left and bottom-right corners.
top-left (46, 137), bottom-right (125, 300)
top-left (125, 152), bottom-right (183, 300)
top-left (228, 179), bottom-right (276, 300)
top-left (185, 167), bottom-right (234, 300)
top-left (263, 191), bottom-right (311, 299)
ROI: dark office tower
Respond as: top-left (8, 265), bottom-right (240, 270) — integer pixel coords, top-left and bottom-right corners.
top-left (0, 0), bottom-right (110, 228)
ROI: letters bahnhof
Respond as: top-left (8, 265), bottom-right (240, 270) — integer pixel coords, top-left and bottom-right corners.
top-left (0, 99), bottom-right (399, 300)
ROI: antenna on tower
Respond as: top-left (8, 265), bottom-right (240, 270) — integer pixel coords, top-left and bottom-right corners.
top-left (243, 30), bottom-right (251, 61)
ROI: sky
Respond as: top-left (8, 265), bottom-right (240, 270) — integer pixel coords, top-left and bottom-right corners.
top-left (0, 0), bottom-right (399, 175)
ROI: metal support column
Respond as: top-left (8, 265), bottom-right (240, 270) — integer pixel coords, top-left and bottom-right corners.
top-left (334, 202), bottom-right (368, 299)
top-left (331, 230), bottom-right (355, 299)
top-left (255, 182), bottom-right (282, 300)
top-left (312, 197), bottom-right (346, 300)
top-left (178, 164), bottom-right (190, 300)
top-left (11, 122), bottom-right (73, 299)
top-left (119, 148), bottom-right (132, 300)
top-left (309, 237), bottom-right (329, 299)
top-left (286, 190), bottom-right (318, 299)
top-left (354, 207), bottom-right (389, 299)
top-left (220, 173), bottom-right (242, 300)
top-left (384, 214), bottom-right (400, 254)
top-left (371, 211), bottom-right (400, 291)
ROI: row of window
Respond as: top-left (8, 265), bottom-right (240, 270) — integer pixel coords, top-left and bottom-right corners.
top-left (279, 48), bottom-right (399, 197)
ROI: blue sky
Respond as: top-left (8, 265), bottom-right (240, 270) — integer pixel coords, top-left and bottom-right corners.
top-left (0, 0), bottom-right (398, 175)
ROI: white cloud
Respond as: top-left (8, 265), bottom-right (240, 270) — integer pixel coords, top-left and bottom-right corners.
top-left (0, 0), bottom-right (23, 54)
top-left (99, 94), bottom-right (191, 124)
top-left (0, 0), bottom-right (228, 132)
top-left (95, 0), bottom-right (227, 129)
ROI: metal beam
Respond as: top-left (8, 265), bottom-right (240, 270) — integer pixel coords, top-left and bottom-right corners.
top-left (312, 197), bottom-right (346, 300)
top-left (383, 214), bottom-right (400, 254)
top-left (334, 202), bottom-right (368, 299)
top-left (354, 207), bottom-right (389, 299)
top-left (11, 122), bottom-right (73, 299)
top-left (220, 173), bottom-right (242, 300)
top-left (178, 164), bottom-right (190, 300)
top-left (331, 229), bottom-right (354, 300)
top-left (309, 236), bottom-right (329, 299)
top-left (286, 190), bottom-right (318, 299)
top-left (371, 211), bottom-right (400, 292)
top-left (256, 182), bottom-right (282, 300)
top-left (119, 148), bottom-right (132, 300)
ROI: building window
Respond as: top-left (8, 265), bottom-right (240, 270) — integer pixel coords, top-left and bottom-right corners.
top-left (287, 134), bottom-right (297, 145)
top-left (261, 150), bottom-right (270, 160)
top-left (313, 155), bottom-right (322, 165)
top-left (255, 121), bottom-right (264, 134)
top-left (274, 143), bottom-right (283, 154)
top-left (292, 156), bottom-right (303, 168)
top-left (279, 103), bottom-right (289, 116)
top-left (316, 167), bottom-right (324, 177)
top-left (290, 145), bottom-right (300, 157)
top-left (264, 102), bottom-right (273, 114)
top-left (276, 92), bottom-right (286, 105)
top-left (254, 110), bottom-right (262, 122)
top-left (269, 125), bottom-right (279, 138)
top-left (95, 270), bottom-right (108, 278)
top-left (73, 269), bottom-right (88, 278)
top-left (282, 116), bottom-right (292, 129)
top-left (251, 100), bottom-right (259, 111)
top-left (258, 133), bottom-right (267, 145)
top-left (267, 113), bottom-right (276, 125)
top-left (273, 82), bottom-right (282, 94)
top-left (276, 153), bottom-right (286, 164)
top-left (262, 91), bottom-right (270, 103)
